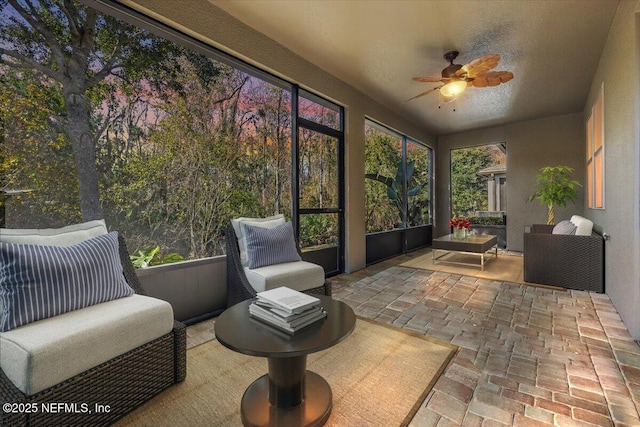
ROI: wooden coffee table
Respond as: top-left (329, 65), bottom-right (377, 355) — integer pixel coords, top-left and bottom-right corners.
top-left (215, 294), bottom-right (356, 427)
top-left (432, 233), bottom-right (498, 270)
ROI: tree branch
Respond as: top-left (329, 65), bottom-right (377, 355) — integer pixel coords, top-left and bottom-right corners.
top-left (87, 38), bottom-right (124, 87)
top-left (0, 47), bottom-right (64, 81)
top-left (7, 0), bottom-right (66, 71)
top-left (60, 0), bottom-right (80, 38)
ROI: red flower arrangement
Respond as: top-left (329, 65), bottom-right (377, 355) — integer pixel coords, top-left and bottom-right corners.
top-left (449, 217), bottom-right (471, 230)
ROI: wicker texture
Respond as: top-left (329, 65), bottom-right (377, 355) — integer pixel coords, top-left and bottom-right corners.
top-left (524, 225), bottom-right (604, 292)
top-left (1, 236), bottom-right (187, 427)
top-left (225, 226), bottom-right (331, 308)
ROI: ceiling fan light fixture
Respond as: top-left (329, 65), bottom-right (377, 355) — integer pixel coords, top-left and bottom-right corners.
top-left (439, 92), bottom-right (457, 103)
top-left (440, 79), bottom-right (467, 97)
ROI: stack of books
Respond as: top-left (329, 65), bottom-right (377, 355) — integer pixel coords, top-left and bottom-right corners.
top-left (249, 287), bottom-right (326, 334)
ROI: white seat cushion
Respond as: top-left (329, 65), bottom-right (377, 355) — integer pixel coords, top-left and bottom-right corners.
top-left (0, 294), bottom-right (174, 396)
top-left (244, 261), bottom-right (325, 293)
top-left (0, 219), bottom-right (107, 246)
top-left (570, 215), bottom-right (594, 236)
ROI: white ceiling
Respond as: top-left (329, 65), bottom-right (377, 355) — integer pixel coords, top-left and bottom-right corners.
top-left (211, 0), bottom-right (620, 135)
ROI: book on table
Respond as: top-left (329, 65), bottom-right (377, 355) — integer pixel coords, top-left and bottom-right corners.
top-left (255, 286), bottom-right (321, 314)
top-left (250, 287), bottom-right (326, 333)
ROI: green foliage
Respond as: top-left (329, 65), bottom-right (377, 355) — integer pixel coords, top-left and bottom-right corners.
top-left (1, 1), bottom-right (340, 258)
top-left (364, 125), bottom-right (431, 233)
top-left (299, 214), bottom-right (337, 248)
top-left (450, 146), bottom-right (495, 216)
top-left (0, 69), bottom-right (81, 227)
top-left (365, 160), bottom-right (422, 225)
top-left (129, 246), bottom-right (184, 269)
top-left (528, 166), bottom-right (581, 208)
top-left (528, 165), bottom-right (581, 224)
top-left (468, 216), bottom-right (505, 225)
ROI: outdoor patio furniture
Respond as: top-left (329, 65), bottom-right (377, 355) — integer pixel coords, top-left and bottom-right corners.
top-left (0, 228), bottom-right (186, 427)
top-left (225, 224), bottom-right (331, 308)
top-left (432, 233), bottom-right (498, 270)
top-left (523, 220), bottom-right (604, 292)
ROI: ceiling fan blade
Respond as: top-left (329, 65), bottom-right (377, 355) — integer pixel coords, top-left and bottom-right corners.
top-left (472, 71), bottom-right (514, 88)
top-left (412, 76), bottom-right (445, 83)
top-left (456, 54), bottom-right (501, 78)
top-left (406, 86), bottom-right (442, 101)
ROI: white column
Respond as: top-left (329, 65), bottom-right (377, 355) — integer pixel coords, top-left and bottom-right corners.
top-left (495, 177), bottom-right (501, 211)
top-left (487, 176), bottom-right (496, 211)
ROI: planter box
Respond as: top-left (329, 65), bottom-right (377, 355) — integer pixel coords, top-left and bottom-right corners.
top-left (366, 225), bottom-right (433, 265)
top-left (136, 256), bottom-right (227, 324)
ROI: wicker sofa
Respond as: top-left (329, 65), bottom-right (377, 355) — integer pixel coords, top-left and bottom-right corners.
top-left (225, 224), bottom-right (331, 307)
top-left (523, 222), bottom-right (604, 293)
top-left (0, 233), bottom-right (186, 427)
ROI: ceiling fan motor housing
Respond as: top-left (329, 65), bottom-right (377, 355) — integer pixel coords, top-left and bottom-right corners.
top-left (442, 63), bottom-right (462, 78)
top-left (442, 51), bottom-right (463, 78)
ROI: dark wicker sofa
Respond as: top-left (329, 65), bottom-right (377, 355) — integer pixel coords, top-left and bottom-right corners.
top-left (0, 235), bottom-right (186, 427)
top-left (225, 226), bottom-right (331, 307)
top-left (524, 224), bottom-right (604, 292)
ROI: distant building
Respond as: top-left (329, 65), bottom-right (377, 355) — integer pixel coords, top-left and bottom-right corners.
top-left (477, 164), bottom-right (506, 214)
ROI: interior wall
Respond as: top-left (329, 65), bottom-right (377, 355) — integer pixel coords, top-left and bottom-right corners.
top-left (582, 1), bottom-right (640, 339)
top-left (437, 113), bottom-right (585, 252)
top-left (116, 0), bottom-right (437, 274)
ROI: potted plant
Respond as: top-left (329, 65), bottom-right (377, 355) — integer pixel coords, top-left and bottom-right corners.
top-left (528, 165), bottom-right (582, 225)
top-left (449, 217), bottom-right (471, 239)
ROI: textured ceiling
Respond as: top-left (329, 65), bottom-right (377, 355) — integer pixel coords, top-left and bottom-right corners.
top-left (211, 0), bottom-right (619, 135)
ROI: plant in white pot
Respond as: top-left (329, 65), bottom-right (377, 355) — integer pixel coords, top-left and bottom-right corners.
top-left (528, 165), bottom-right (582, 225)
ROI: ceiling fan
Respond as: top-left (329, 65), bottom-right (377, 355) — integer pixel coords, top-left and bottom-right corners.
top-left (408, 51), bottom-right (514, 102)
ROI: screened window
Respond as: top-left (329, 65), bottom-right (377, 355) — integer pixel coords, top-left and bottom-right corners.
top-left (0, 1), bottom-right (341, 267)
top-left (298, 90), bottom-right (341, 131)
top-left (406, 140), bottom-right (432, 227)
top-left (364, 120), bottom-right (432, 233)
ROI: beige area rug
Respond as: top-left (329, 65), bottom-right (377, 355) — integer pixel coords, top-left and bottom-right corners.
top-left (114, 318), bottom-right (457, 427)
top-left (400, 250), bottom-right (525, 283)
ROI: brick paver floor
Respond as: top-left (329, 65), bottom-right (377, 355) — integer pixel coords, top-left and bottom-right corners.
top-left (329, 248), bottom-right (640, 426)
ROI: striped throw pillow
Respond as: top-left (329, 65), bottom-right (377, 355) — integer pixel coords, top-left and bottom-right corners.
top-left (244, 222), bottom-right (301, 269)
top-left (0, 232), bottom-right (134, 332)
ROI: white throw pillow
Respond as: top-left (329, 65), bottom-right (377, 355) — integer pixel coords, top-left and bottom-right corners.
top-left (0, 219), bottom-right (108, 246)
top-left (570, 215), bottom-right (594, 236)
top-left (552, 220), bottom-right (577, 235)
top-left (231, 214), bottom-right (285, 266)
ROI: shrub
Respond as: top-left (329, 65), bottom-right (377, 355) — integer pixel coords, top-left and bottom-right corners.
top-left (469, 216), bottom-right (504, 225)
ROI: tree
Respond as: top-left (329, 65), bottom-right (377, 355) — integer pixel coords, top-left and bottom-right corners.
top-left (450, 146), bottom-right (495, 216)
top-left (528, 165), bottom-right (581, 225)
top-left (0, 69), bottom-right (80, 226)
top-left (0, 0), bottom-right (176, 221)
top-left (364, 127), bottom-right (402, 232)
top-left (365, 160), bottom-right (422, 227)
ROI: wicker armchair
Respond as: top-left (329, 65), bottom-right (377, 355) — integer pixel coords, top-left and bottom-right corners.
top-left (0, 235), bottom-right (187, 427)
top-left (524, 224), bottom-right (604, 292)
top-left (225, 226), bottom-right (331, 307)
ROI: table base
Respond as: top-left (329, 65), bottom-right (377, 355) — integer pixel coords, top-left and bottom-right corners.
top-left (432, 246), bottom-right (498, 270)
top-left (241, 370), bottom-right (332, 427)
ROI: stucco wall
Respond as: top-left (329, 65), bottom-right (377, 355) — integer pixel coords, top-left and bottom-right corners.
top-left (112, 0), bottom-right (437, 273)
top-left (437, 113), bottom-right (585, 252)
top-left (582, 1), bottom-right (640, 339)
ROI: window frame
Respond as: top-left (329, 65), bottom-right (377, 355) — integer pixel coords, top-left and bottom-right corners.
top-left (364, 118), bottom-right (433, 233)
top-left (68, 0), bottom-right (345, 266)
top-left (586, 83), bottom-right (605, 210)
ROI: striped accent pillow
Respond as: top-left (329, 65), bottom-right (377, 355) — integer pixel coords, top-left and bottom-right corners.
top-left (0, 232), bottom-right (134, 332)
top-left (244, 222), bottom-right (301, 269)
